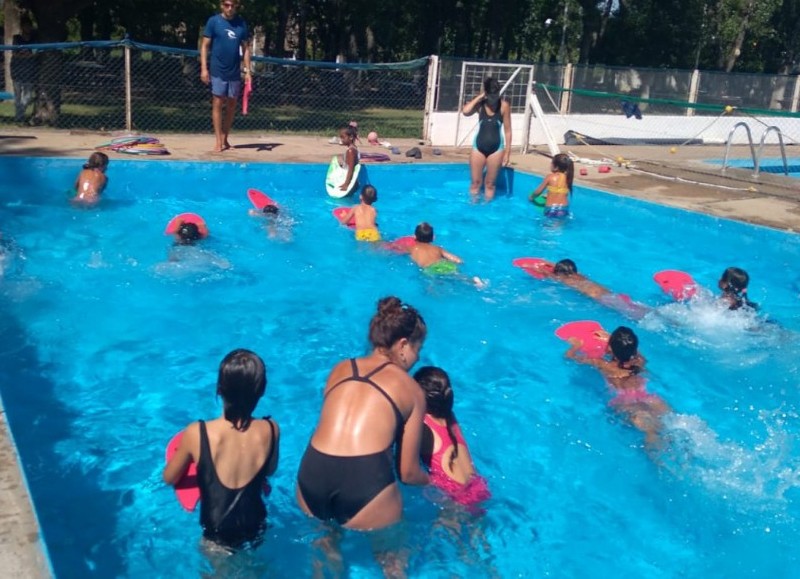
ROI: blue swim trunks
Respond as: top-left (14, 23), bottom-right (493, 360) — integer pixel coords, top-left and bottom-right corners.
top-left (544, 205), bottom-right (569, 218)
top-left (211, 76), bottom-right (242, 99)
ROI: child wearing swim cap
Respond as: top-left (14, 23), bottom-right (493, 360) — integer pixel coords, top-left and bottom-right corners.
top-left (72, 152), bottom-right (109, 205)
top-left (337, 185), bottom-right (380, 242)
top-left (414, 366), bottom-right (490, 506)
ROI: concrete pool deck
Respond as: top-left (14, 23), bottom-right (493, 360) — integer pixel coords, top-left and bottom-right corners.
top-left (0, 127), bottom-right (798, 575)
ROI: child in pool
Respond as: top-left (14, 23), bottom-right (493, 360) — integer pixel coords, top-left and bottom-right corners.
top-left (408, 222), bottom-right (462, 274)
top-left (528, 153), bottom-right (574, 218)
top-left (72, 152), bottom-right (109, 204)
top-left (337, 123), bottom-right (360, 193)
top-left (249, 204), bottom-right (291, 241)
top-left (414, 366), bottom-right (490, 506)
top-left (163, 349), bottom-right (280, 549)
top-left (174, 222), bottom-right (205, 246)
top-left (718, 266), bottom-right (758, 311)
top-left (565, 326), bottom-right (671, 447)
top-left (337, 184), bottom-right (380, 242)
top-left (406, 222), bottom-right (486, 286)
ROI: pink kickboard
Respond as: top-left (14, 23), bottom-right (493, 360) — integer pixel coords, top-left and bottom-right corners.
top-left (512, 257), bottom-right (554, 280)
top-left (333, 207), bottom-right (355, 228)
top-left (242, 78), bottom-right (252, 115)
top-left (247, 188), bottom-right (277, 210)
top-left (164, 213), bottom-right (209, 238)
top-left (555, 320), bottom-right (608, 359)
top-left (384, 236), bottom-right (415, 253)
top-left (165, 432), bottom-right (200, 512)
top-left (654, 270), bottom-right (697, 301)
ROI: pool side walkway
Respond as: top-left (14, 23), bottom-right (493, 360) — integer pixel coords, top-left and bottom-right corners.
top-left (0, 401), bottom-right (51, 578)
top-left (0, 128), bottom-right (798, 575)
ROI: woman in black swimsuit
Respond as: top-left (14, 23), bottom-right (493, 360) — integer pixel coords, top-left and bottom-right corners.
top-left (462, 77), bottom-right (512, 202)
top-left (296, 296), bottom-right (430, 530)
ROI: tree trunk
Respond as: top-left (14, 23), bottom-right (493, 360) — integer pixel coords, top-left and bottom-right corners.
top-left (723, 0), bottom-right (756, 72)
top-left (4, 0), bottom-right (21, 94)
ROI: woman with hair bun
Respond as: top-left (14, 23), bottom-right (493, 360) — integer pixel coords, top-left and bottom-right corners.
top-left (296, 296), bottom-right (430, 530)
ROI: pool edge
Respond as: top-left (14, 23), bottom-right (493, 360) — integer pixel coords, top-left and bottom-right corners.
top-left (0, 397), bottom-right (54, 578)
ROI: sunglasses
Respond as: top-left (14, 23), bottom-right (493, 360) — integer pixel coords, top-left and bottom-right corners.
top-left (222, 2), bottom-right (236, 7)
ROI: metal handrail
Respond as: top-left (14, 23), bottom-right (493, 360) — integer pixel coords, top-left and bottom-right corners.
top-left (721, 122), bottom-right (756, 174)
top-left (754, 126), bottom-right (788, 177)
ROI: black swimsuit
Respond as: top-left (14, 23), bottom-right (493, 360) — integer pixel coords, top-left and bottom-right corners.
top-left (297, 359), bottom-right (406, 525)
top-left (197, 417), bottom-right (276, 548)
top-left (474, 103), bottom-right (505, 157)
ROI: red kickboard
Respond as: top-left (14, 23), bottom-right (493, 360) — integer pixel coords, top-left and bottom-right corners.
top-left (242, 78), bottom-right (252, 115)
top-left (333, 207), bottom-right (355, 228)
top-left (384, 236), bottom-right (415, 253)
top-left (165, 432), bottom-right (200, 512)
top-left (512, 257), bottom-right (554, 280)
top-left (654, 270), bottom-right (697, 301)
top-left (165, 213), bottom-right (209, 238)
top-left (247, 189), bottom-right (277, 210)
top-left (555, 320), bottom-right (608, 359)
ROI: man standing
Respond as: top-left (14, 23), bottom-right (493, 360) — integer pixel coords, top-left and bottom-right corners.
top-left (200, 0), bottom-right (251, 152)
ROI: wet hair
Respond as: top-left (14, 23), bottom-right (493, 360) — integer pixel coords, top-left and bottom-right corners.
top-left (176, 222), bottom-right (201, 245)
top-left (368, 296), bottom-right (427, 350)
top-left (552, 153), bottom-right (574, 193)
top-left (361, 184), bottom-right (378, 205)
top-left (216, 349), bottom-right (267, 431)
top-left (483, 77), bottom-right (501, 111)
top-left (339, 124), bottom-right (358, 143)
top-left (414, 366), bottom-right (459, 469)
top-left (719, 267), bottom-right (757, 310)
top-left (553, 259), bottom-right (577, 275)
top-left (84, 152), bottom-right (109, 170)
top-left (262, 204), bottom-right (279, 216)
top-left (609, 326), bottom-right (642, 374)
top-left (414, 222), bottom-right (434, 243)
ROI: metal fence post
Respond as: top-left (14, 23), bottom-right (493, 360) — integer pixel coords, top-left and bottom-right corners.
top-left (687, 69), bottom-right (699, 116)
top-left (791, 75), bottom-right (800, 113)
top-left (124, 39), bottom-right (132, 131)
top-left (422, 55), bottom-right (439, 143)
top-left (560, 63), bottom-right (573, 115)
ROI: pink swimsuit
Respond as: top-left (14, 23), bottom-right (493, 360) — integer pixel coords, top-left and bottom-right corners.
top-left (423, 416), bottom-right (490, 506)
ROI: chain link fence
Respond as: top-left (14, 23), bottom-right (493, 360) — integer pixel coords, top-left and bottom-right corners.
top-left (0, 39), bottom-right (429, 137)
top-left (1, 39), bottom-right (799, 142)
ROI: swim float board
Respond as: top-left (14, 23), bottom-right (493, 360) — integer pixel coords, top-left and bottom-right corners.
top-left (384, 236), bottom-right (415, 253)
top-left (165, 431), bottom-right (200, 512)
top-left (165, 213), bottom-right (209, 238)
top-left (555, 320), bottom-right (608, 359)
top-left (530, 192), bottom-right (547, 212)
top-left (242, 78), bottom-right (252, 115)
top-left (512, 257), bottom-right (554, 280)
top-left (654, 270), bottom-right (697, 301)
top-left (332, 207), bottom-right (355, 228)
top-left (247, 189), bottom-right (277, 211)
top-left (325, 155), bottom-right (361, 198)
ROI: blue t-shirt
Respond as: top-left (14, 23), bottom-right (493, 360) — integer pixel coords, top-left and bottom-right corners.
top-left (203, 14), bottom-right (249, 82)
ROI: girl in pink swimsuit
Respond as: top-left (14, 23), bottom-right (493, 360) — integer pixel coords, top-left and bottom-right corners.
top-left (414, 366), bottom-right (490, 506)
top-left (565, 326), bottom-right (671, 447)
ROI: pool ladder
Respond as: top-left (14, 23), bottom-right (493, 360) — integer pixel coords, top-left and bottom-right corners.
top-left (721, 122), bottom-right (788, 177)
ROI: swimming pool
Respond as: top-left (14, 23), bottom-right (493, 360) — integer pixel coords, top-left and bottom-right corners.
top-left (1, 157), bottom-right (800, 577)
top-left (708, 157), bottom-right (800, 178)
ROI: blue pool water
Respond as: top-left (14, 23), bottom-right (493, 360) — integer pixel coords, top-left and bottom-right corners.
top-left (708, 157), bottom-right (800, 178)
top-left (1, 158), bottom-right (800, 577)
